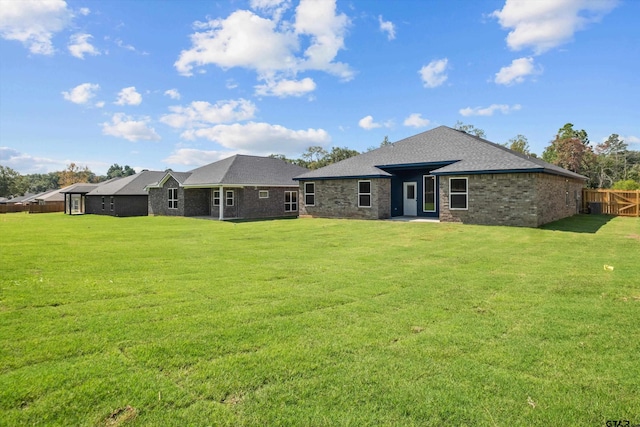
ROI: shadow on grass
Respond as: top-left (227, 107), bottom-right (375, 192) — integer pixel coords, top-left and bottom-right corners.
top-left (541, 214), bottom-right (615, 234)
top-left (227, 216), bottom-right (299, 224)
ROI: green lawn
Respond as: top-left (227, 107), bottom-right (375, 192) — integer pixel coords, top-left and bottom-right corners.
top-left (1, 213), bottom-right (638, 426)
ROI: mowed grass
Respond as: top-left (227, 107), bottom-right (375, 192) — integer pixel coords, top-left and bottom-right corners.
top-left (0, 213), bottom-right (638, 426)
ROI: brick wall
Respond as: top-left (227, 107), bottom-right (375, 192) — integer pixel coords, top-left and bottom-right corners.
top-left (148, 177), bottom-right (183, 216)
top-left (439, 173), bottom-right (584, 227)
top-left (299, 178), bottom-right (391, 219)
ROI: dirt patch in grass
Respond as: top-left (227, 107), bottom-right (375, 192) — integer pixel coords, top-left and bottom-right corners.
top-left (626, 234), bottom-right (640, 241)
top-left (103, 406), bottom-right (138, 426)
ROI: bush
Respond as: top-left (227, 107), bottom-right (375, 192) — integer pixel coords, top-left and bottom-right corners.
top-left (611, 179), bottom-right (640, 190)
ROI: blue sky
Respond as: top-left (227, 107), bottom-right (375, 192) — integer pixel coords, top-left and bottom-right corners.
top-left (1, 0), bottom-right (638, 175)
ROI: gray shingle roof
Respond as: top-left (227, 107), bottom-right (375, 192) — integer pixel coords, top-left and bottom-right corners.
top-left (60, 183), bottom-right (101, 194)
top-left (87, 171), bottom-right (166, 196)
top-left (178, 155), bottom-right (308, 187)
top-left (295, 126), bottom-right (586, 181)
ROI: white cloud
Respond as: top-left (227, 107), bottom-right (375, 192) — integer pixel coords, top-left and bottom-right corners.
top-left (0, 146), bottom-right (93, 174)
top-left (160, 99), bottom-right (257, 129)
top-left (255, 77), bottom-right (316, 97)
top-left (180, 122), bottom-right (330, 155)
top-left (494, 56), bottom-right (541, 85)
top-left (0, 0), bottom-right (73, 55)
top-left (79, 7), bottom-right (90, 16)
top-left (378, 15), bottom-right (395, 40)
top-left (403, 113), bottom-right (431, 128)
top-left (419, 58), bottom-right (448, 88)
top-left (459, 104), bottom-right (522, 117)
top-left (491, 0), bottom-right (618, 54)
top-left (115, 38), bottom-right (136, 52)
top-left (62, 83), bottom-right (100, 105)
top-left (115, 86), bottom-right (142, 106)
top-left (164, 89), bottom-right (181, 100)
top-left (174, 0), bottom-right (352, 81)
top-left (68, 33), bottom-right (99, 59)
top-left (622, 135), bottom-right (640, 144)
top-left (163, 148), bottom-right (239, 167)
top-left (250, 0), bottom-right (291, 20)
top-left (102, 113), bottom-right (160, 142)
top-left (358, 115), bottom-right (382, 130)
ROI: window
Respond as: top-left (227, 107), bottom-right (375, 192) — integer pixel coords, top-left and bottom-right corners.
top-left (226, 190), bottom-right (234, 206)
top-left (358, 180), bottom-right (371, 208)
top-left (304, 182), bottom-right (315, 206)
top-left (168, 188), bottom-right (178, 209)
top-left (259, 190), bottom-right (269, 199)
top-left (213, 190), bottom-right (220, 206)
top-left (285, 191), bottom-right (297, 212)
top-left (109, 196), bottom-right (114, 211)
top-left (423, 175), bottom-right (436, 212)
top-left (449, 178), bottom-right (468, 210)
top-left (101, 196), bottom-right (105, 210)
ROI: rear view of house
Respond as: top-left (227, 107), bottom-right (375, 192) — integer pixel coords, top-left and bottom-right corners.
top-left (146, 155), bottom-right (308, 220)
top-left (295, 126), bottom-right (586, 227)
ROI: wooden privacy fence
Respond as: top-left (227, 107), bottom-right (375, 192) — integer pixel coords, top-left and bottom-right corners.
top-left (0, 202), bottom-right (65, 214)
top-left (582, 189), bottom-right (640, 217)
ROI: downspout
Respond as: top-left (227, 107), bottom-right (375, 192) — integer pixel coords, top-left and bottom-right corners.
top-left (219, 185), bottom-right (224, 221)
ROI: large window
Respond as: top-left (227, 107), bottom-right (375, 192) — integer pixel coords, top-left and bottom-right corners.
top-left (449, 178), bottom-right (468, 210)
top-left (423, 175), bottom-right (436, 212)
top-left (213, 190), bottom-right (220, 206)
top-left (226, 190), bottom-right (234, 206)
top-left (304, 182), bottom-right (315, 206)
top-left (358, 180), bottom-right (371, 208)
top-left (168, 188), bottom-right (178, 209)
top-left (285, 191), bottom-right (297, 212)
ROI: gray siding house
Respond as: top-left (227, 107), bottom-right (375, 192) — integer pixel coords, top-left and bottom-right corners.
top-left (295, 126), bottom-right (586, 227)
top-left (146, 155), bottom-right (308, 220)
top-left (85, 170), bottom-right (166, 217)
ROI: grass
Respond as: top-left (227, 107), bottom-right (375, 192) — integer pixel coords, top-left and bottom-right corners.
top-left (0, 212), bottom-right (639, 426)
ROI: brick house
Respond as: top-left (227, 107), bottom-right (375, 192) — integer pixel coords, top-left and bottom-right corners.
top-left (85, 170), bottom-right (166, 217)
top-left (295, 126), bottom-right (586, 227)
top-left (146, 155), bottom-right (308, 220)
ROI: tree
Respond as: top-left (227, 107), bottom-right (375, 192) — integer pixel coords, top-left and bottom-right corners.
top-left (542, 123), bottom-right (593, 176)
top-left (300, 146), bottom-right (329, 170)
top-left (0, 165), bottom-right (28, 197)
top-left (611, 179), bottom-right (640, 190)
top-left (23, 172), bottom-right (59, 193)
top-left (325, 147), bottom-right (359, 165)
top-left (380, 136), bottom-right (392, 147)
top-left (106, 164), bottom-right (136, 179)
top-left (453, 121), bottom-right (486, 138)
top-left (58, 163), bottom-right (94, 187)
top-left (504, 134), bottom-right (532, 156)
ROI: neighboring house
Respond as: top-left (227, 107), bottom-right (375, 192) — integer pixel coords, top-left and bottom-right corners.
top-left (146, 155), bottom-right (308, 220)
top-left (85, 170), bottom-right (165, 217)
top-left (33, 188), bottom-right (65, 205)
top-left (61, 183), bottom-right (102, 215)
top-left (295, 126), bottom-right (586, 227)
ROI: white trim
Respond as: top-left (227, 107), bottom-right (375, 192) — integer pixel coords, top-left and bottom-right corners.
top-left (284, 190), bottom-right (297, 212)
top-left (212, 190), bottom-right (220, 206)
top-left (358, 180), bottom-right (372, 208)
top-left (403, 181), bottom-right (417, 216)
top-left (423, 175), bottom-right (436, 213)
top-left (225, 190), bottom-right (234, 206)
top-left (259, 190), bottom-right (269, 199)
top-left (168, 188), bottom-right (178, 209)
top-left (304, 182), bottom-right (315, 206)
top-left (449, 177), bottom-right (468, 210)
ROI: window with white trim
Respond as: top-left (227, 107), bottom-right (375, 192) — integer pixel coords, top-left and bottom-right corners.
top-left (259, 190), bottom-right (269, 199)
top-left (449, 178), bottom-right (468, 210)
top-left (226, 190), bottom-right (234, 206)
top-left (168, 188), bottom-right (178, 209)
top-left (358, 180), bottom-right (371, 208)
top-left (423, 175), bottom-right (436, 212)
top-left (213, 190), bottom-right (220, 206)
top-left (109, 196), bottom-right (114, 211)
top-left (285, 191), bottom-right (297, 212)
top-left (304, 182), bottom-right (315, 206)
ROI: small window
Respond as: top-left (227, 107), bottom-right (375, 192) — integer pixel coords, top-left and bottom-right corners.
top-left (226, 190), bottom-right (234, 206)
top-left (101, 196), bottom-right (105, 211)
top-left (168, 188), bottom-right (178, 209)
top-left (358, 180), bottom-right (371, 208)
top-left (259, 190), bottom-right (269, 199)
top-left (109, 196), bottom-right (114, 211)
top-left (285, 191), bottom-right (297, 212)
top-left (304, 182), bottom-right (315, 206)
top-left (449, 178), bottom-right (468, 210)
top-left (213, 190), bottom-right (220, 206)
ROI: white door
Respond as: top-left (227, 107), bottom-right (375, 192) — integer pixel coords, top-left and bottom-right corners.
top-left (403, 182), bottom-right (417, 216)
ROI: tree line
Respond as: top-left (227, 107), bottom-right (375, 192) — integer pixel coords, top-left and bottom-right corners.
top-left (0, 163), bottom-right (136, 198)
